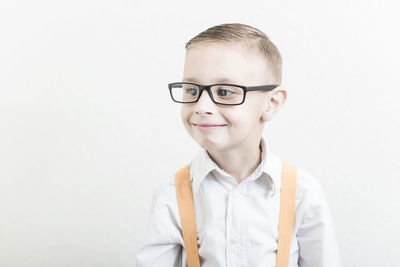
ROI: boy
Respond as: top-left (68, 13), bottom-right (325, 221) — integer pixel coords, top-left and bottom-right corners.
top-left (136, 23), bottom-right (342, 267)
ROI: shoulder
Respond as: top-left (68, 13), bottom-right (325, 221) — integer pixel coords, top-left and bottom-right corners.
top-left (151, 176), bottom-right (178, 208)
top-left (147, 176), bottom-right (182, 232)
top-left (151, 161), bottom-right (196, 208)
top-left (294, 166), bottom-right (333, 224)
top-left (295, 167), bottom-right (329, 210)
top-left (296, 167), bottom-right (325, 195)
top-left (143, 176), bottom-right (185, 244)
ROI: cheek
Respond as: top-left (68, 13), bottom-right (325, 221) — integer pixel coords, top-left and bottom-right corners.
top-left (247, 98), bottom-right (267, 119)
top-left (180, 107), bottom-right (190, 123)
top-left (227, 106), bottom-right (262, 128)
top-left (224, 110), bottom-right (245, 127)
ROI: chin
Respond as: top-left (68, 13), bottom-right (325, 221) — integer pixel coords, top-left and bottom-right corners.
top-left (193, 136), bottom-right (217, 150)
top-left (195, 137), bottom-right (227, 152)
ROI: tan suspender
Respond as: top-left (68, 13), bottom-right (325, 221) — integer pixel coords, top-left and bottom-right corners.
top-left (175, 165), bottom-right (201, 267)
top-left (174, 161), bottom-right (297, 267)
top-left (276, 161), bottom-right (298, 267)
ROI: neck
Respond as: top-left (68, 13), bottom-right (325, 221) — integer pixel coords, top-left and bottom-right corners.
top-left (207, 137), bottom-right (263, 184)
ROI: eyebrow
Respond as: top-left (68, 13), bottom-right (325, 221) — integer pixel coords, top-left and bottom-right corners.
top-left (182, 77), bottom-right (237, 84)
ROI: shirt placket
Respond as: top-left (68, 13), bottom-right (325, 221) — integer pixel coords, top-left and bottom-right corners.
top-left (226, 189), bottom-right (246, 267)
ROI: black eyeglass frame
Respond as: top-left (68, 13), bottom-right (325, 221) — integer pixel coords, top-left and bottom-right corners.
top-left (168, 82), bottom-right (280, 106)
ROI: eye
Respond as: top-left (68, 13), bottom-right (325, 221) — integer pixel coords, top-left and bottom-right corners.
top-left (217, 88), bottom-right (234, 97)
top-left (185, 87), bottom-right (199, 96)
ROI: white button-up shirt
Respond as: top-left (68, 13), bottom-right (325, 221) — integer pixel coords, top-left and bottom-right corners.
top-left (136, 137), bottom-right (343, 267)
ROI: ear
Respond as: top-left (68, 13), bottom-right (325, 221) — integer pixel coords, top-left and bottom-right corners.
top-left (260, 86), bottom-right (287, 123)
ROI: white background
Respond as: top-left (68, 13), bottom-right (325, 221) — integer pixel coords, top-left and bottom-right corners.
top-left (1, 0), bottom-right (399, 266)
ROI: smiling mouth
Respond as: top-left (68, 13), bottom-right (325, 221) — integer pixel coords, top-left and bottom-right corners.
top-left (192, 123), bottom-right (227, 131)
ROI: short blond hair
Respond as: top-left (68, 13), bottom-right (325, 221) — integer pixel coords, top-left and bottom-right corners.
top-left (185, 23), bottom-right (282, 84)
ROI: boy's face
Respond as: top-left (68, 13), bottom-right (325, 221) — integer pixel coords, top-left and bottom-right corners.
top-left (181, 42), bottom-right (284, 152)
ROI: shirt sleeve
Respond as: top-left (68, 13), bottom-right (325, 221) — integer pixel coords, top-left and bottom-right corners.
top-left (136, 184), bottom-right (184, 267)
top-left (296, 181), bottom-right (343, 267)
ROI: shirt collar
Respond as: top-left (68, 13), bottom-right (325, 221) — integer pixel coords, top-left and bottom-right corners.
top-left (190, 136), bottom-right (282, 195)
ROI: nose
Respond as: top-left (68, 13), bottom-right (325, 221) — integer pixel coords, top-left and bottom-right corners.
top-left (194, 89), bottom-right (216, 114)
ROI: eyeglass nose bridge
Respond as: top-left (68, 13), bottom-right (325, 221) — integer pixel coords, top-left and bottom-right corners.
top-left (196, 85), bottom-right (216, 104)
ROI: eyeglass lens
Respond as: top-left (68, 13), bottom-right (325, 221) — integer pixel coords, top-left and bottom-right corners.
top-left (171, 83), bottom-right (244, 104)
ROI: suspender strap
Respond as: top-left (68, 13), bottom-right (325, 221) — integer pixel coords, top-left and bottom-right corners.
top-left (174, 164), bottom-right (200, 267)
top-left (174, 161), bottom-right (297, 267)
top-left (276, 161), bottom-right (297, 267)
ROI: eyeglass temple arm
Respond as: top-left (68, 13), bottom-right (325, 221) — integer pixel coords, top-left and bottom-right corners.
top-left (246, 85), bottom-right (279, 91)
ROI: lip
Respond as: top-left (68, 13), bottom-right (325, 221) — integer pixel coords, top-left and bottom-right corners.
top-left (192, 123), bottom-right (227, 131)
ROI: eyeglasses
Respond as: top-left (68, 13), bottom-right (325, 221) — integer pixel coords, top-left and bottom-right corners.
top-left (168, 82), bottom-right (279, 105)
